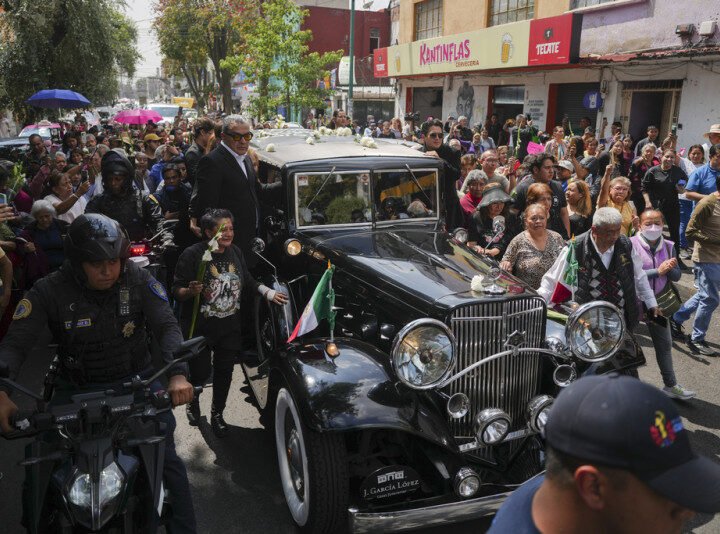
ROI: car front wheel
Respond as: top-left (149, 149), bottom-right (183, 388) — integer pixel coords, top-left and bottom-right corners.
top-left (274, 387), bottom-right (349, 534)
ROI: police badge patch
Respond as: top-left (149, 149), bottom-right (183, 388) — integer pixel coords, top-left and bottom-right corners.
top-left (122, 321), bottom-right (136, 338)
top-left (149, 281), bottom-right (169, 302)
top-left (12, 299), bottom-right (32, 320)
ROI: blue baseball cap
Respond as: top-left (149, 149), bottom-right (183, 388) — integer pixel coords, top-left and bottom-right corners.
top-left (545, 374), bottom-right (720, 513)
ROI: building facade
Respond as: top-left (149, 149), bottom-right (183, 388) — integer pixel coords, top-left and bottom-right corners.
top-left (376, 0), bottom-right (720, 149)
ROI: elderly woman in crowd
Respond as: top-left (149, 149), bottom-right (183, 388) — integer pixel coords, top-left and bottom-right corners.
top-left (467, 183), bottom-right (516, 258)
top-left (17, 200), bottom-right (69, 289)
top-left (642, 148), bottom-right (687, 261)
top-left (44, 170), bottom-right (90, 224)
top-left (597, 165), bottom-right (638, 236)
top-left (525, 182), bottom-right (568, 239)
top-left (628, 142), bottom-right (659, 214)
top-left (459, 169), bottom-right (486, 226)
top-left (630, 208), bottom-right (695, 400)
top-left (565, 179), bottom-right (593, 236)
top-left (500, 203), bottom-right (566, 289)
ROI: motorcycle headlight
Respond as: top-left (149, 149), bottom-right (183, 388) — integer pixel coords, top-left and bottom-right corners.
top-left (68, 462), bottom-right (125, 509)
top-left (565, 302), bottom-right (625, 362)
top-left (392, 319), bottom-right (455, 390)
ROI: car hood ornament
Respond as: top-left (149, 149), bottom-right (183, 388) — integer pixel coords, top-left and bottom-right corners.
top-left (504, 330), bottom-right (526, 356)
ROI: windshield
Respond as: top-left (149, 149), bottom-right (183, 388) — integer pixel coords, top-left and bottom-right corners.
top-left (19, 127), bottom-right (52, 138)
top-left (148, 105), bottom-right (179, 117)
top-left (375, 169), bottom-right (438, 221)
top-left (296, 171), bottom-right (372, 227)
top-left (294, 168), bottom-right (439, 227)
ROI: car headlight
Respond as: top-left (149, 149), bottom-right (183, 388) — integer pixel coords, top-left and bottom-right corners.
top-left (527, 395), bottom-right (554, 434)
top-left (68, 462), bottom-right (125, 509)
top-left (392, 319), bottom-right (455, 390)
top-left (474, 408), bottom-right (511, 445)
top-left (565, 302), bottom-right (625, 362)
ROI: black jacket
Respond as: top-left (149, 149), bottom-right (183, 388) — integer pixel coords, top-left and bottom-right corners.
top-left (184, 142), bottom-right (203, 186)
top-left (86, 190), bottom-right (162, 242)
top-left (0, 262), bottom-right (186, 385)
top-left (190, 143), bottom-right (280, 260)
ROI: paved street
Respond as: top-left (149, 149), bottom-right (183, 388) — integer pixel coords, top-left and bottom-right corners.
top-left (1, 268), bottom-right (719, 533)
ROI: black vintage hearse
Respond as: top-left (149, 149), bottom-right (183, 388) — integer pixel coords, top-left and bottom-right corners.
top-left (243, 129), bottom-right (644, 533)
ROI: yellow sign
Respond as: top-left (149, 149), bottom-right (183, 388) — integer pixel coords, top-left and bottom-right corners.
top-left (387, 20), bottom-right (531, 77)
top-left (172, 96), bottom-right (195, 109)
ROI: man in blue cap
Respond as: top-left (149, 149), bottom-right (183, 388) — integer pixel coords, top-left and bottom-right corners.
top-left (489, 374), bottom-right (719, 533)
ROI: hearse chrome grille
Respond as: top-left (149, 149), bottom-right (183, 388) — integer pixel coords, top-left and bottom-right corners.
top-left (447, 297), bottom-right (546, 439)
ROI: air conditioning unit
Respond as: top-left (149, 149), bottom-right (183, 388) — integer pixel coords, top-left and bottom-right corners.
top-left (698, 20), bottom-right (717, 37)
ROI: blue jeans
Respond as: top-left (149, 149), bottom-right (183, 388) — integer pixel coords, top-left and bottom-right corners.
top-left (673, 262), bottom-right (720, 342)
top-left (678, 198), bottom-right (693, 249)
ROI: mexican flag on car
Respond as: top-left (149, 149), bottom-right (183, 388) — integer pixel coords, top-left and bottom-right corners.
top-left (550, 237), bottom-right (578, 304)
top-left (287, 262), bottom-right (336, 343)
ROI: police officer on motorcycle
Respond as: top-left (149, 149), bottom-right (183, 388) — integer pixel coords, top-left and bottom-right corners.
top-left (86, 149), bottom-right (163, 242)
top-left (0, 213), bottom-right (198, 533)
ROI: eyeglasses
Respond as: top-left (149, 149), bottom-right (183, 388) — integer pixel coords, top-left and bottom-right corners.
top-left (427, 133), bottom-right (443, 139)
top-left (225, 131), bottom-right (253, 142)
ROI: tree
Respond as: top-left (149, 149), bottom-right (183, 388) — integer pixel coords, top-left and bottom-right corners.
top-left (222, 0), bottom-right (341, 121)
top-left (154, 0), bottom-right (252, 113)
top-left (0, 0), bottom-right (140, 121)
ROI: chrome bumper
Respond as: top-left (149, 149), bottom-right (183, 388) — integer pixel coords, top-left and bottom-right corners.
top-left (348, 491), bottom-right (510, 533)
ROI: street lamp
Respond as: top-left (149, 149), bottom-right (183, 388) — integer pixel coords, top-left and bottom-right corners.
top-left (348, 0), bottom-right (373, 121)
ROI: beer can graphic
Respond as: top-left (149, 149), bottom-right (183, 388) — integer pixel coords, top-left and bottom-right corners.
top-left (395, 51), bottom-right (401, 73)
top-left (501, 34), bottom-right (513, 63)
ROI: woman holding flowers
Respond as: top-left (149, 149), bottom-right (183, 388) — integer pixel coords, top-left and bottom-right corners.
top-left (173, 209), bottom-right (288, 437)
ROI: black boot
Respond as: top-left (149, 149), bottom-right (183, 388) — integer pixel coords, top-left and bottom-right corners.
top-left (211, 409), bottom-right (229, 437)
top-left (186, 397), bottom-right (200, 426)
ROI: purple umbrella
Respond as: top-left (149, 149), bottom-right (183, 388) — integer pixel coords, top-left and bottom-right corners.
top-left (113, 109), bottom-right (164, 125)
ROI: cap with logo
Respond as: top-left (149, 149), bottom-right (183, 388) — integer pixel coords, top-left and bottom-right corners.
top-left (545, 374), bottom-right (720, 513)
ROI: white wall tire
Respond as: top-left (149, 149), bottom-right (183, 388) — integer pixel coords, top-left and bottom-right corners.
top-left (274, 387), bottom-right (349, 533)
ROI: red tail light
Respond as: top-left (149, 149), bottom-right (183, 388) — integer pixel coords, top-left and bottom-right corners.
top-left (130, 243), bottom-right (150, 257)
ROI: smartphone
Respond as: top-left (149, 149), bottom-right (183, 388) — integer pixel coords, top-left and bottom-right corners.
top-left (650, 314), bottom-right (668, 328)
top-left (0, 193), bottom-right (6, 205)
top-left (671, 124), bottom-right (678, 136)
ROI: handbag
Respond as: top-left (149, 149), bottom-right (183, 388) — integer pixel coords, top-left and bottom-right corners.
top-left (655, 281), bottom-right (681, 317)
top-left (654, 240), bottom-right (682, 317)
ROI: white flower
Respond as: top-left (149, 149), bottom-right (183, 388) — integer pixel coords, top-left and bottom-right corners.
top-left (471, 275), bottom-right (485, 292)
top-left (306, 136), bottom-right (315, 145)
top-left (208, 237), bottom-right (220, 252)
top-left (266, 143), bottom-right (276, 152)
top-left (202, 250), bottom-right (213, 262)
top-left (277, 114), bottom-right (284, 120)
top-left (313, 130), bottom-right (321, 139)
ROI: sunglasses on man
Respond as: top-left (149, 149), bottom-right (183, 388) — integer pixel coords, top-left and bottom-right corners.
top-left (224, 131), bottom-right (254, 142)
top-left (427, 132), bottom-right (443, 139)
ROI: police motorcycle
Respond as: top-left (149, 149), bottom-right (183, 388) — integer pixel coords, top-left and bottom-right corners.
top-left (0, 337), bottom-right (206, 533)
top-left (127, 219), bottom-right (178, 281)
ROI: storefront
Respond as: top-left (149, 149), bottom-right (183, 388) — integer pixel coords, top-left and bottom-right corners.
top-left (376, 13), bottom-right (583, 132)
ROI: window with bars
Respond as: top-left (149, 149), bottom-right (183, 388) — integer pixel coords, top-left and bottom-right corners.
top-left (570, 0), bottom-right (624, 9)
top-left (415, 0), bottom-right (443, 41)
top-left (489, 0), bottom-right (534, 27)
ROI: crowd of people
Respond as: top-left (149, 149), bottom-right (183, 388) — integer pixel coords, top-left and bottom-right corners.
top-left (415, 114), bottom-right (720, 401)
top-left (0, 102), bottom-right (716, 532)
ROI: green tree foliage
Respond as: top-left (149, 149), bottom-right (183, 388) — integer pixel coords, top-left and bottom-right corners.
top-left (0, 0), bottom-right (140, 121)
top-left (222, 0), bottom-right (341, 120)
top-left (154, 0), bottom-right (251, 113)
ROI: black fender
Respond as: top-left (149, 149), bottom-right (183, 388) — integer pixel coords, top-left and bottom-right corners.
top-left (582, 333), bottom-right (646, 377)
top-left (275, 337), bottom-right (456, 450)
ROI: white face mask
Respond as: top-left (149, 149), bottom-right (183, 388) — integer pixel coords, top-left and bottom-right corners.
top-left (641, 224), bottom-right (663, 242)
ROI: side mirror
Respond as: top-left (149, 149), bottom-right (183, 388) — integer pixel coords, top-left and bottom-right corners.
top-left (173, 337), bottom-right (207, 360)
top-left (451, 228), bottom-right (468, 244)
top-left (251, 237), bottom-right (266, 254)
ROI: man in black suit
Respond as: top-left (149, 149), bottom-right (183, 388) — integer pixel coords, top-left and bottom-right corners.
top-left (190, 115), bottom-right (277, 264)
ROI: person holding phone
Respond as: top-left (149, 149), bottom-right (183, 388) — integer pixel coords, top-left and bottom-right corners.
top-left (630, 209), bottom-right (695, 399)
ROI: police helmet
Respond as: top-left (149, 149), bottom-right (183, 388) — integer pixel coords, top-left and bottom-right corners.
top-left (64, 214), bottom-right (130, 269)
top-left (101, 149), bottom-right (134, 194)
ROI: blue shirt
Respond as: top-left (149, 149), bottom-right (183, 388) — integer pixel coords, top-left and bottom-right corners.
top-left (487, 474), bottom-right (543, 534)
top-left (686, 164), bottom-right (720, 196)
